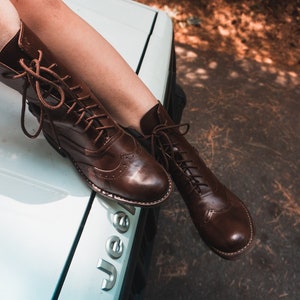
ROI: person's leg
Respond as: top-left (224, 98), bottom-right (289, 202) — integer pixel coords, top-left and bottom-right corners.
top-left (6, 0), bottom-right (255, 258)
top-left (0, 0), bottom-right (20, 51)
top-left (0, 2), bottom-right (172, 206)
top-left (10, 0), bottom-right (158, 132)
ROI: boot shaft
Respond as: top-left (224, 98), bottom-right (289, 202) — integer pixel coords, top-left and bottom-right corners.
top-left (0, 22), bottom-right (118, 145)
top-left (0, 22), bottom-right (173, 206)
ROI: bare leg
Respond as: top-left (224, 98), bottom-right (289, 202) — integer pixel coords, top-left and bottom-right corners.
top-left (0, 1), bottom-right (173, 206)
top-left (0, 0), bottom-right (20, 51)
top-left (10, 0), bottom-right (158, 131)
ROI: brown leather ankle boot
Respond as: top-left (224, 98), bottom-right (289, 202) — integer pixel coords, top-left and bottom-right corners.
top-left (134, 102), bottom-right (255, 259)
top-left (0, 23), bottom-right (172, 207)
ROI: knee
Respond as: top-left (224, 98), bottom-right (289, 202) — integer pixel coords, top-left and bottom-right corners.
top-left (10, 0), bottom-right (64, 15)
top-left (10, 0), bottom-right (65, 28)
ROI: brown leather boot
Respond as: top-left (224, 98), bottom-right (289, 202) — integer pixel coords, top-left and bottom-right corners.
top-left (132, 102), bottom-right (255, 259)
top-left (0, 23), bottom-right (173, 207)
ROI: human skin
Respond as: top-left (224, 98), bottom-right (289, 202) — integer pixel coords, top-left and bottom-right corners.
top-left (3, 0), bottom-right (158, 131)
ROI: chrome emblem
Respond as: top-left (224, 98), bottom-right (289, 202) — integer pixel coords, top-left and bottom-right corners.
top-left (97, 259), bottom-right (117, 291)
top-left (113, 211), bottom-right (130, 233)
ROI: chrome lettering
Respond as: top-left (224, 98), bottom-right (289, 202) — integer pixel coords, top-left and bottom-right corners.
top-left (106, 236), bottom-right (124, 259)
top-left (97, 259), bottom-right (117, 291)
top-left (113, 211), bottom-right (130, 233)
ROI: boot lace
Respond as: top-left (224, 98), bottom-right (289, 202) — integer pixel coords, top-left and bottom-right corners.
top-left (150, 122), bottom-right (209, 193)
top-left (11, 50), bottom-right (114, 143)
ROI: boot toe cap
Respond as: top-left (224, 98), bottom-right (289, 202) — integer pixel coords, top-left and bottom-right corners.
top-left (75, 154), bottom-right (173, 207)
top-left (124, 158), bottom-right (173, 206)
top-left (204, 202), bottom-right (255, 259)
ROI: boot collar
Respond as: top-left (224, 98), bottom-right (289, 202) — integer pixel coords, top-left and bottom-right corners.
top-left (140, 103), bottom-right (161, 135)
top-left (0, 22), bottom-right (50, 70)
top-left (140, 102), bottom-right (174, 135)
top-left (0, 30), bottom-right (22, 70)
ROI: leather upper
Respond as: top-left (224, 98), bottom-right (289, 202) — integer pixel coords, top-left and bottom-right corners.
top-left (0, 23), bottom-right (172, 206)
top-left (139, 103), bottom-right (255, 258)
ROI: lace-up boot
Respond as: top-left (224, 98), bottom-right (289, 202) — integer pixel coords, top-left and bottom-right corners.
top-left (0, 23), bottom-right (172, 206)
top-left (132, 102), bottom-right (255, 259)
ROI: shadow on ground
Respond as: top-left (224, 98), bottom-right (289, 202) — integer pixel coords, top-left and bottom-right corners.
top-left (143, 40), bottom-right (300, 299)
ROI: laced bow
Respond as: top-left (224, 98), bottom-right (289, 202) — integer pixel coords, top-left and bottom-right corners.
top-left (11, 50), bottom-right (113, 143)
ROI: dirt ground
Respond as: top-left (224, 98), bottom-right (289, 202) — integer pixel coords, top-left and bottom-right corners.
top-left (136, 1), bottom-right (300, 299)
top-left (139, 0), bottom-right (300, 71)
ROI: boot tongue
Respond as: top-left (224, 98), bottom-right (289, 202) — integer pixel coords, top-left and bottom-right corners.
top-left (140, 103), bottom-right (161, 135)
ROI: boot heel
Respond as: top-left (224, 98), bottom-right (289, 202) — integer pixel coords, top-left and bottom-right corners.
top-left (43, 132), bottom-right (67, 158)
